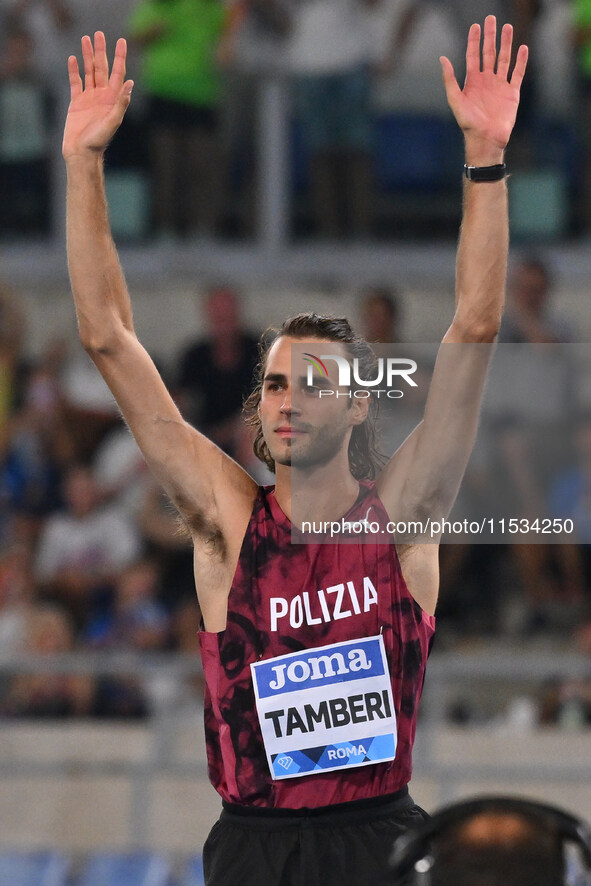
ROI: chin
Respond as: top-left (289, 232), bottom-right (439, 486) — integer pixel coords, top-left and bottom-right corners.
top-left (273, 454), bottom-right (292, 467)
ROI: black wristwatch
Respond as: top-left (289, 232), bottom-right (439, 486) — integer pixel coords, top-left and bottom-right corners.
top-left (464, 163), bottom-right (507, 182)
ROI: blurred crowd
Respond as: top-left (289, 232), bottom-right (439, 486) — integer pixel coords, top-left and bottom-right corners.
top-left (0, 0), bottom-right (590, 727)
top-left (0, 0), bottom-right (586, 240)
top-left (1, 258), bottom-right (591, 725)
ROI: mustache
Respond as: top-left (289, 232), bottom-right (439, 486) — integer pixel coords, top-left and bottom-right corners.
top-left (275, 423), bottom-right (313, 433)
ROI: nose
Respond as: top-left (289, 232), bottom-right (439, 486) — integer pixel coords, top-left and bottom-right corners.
top-left (280, 386), bottom-right (301, 415)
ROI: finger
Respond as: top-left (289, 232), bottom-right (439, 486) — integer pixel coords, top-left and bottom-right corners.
top-left (107, 80), bottom-right (134, 130)
top-left (67, 54), bottom-right (82, 99)
top-left (81, 34), bottom-right (95, 90)
top-left (510, 43), bottom-right (529, 91)
top-left (482, 14), bottom-right (497, 73)
top-left (440, 56), bottom-right (462, 107)
top-left (496, 22), bottom-right (513, 79)
top-left (109, 37), bottom-right (127, 90)
top-left (93, 31), bottom-right (109, 89)
top-left (465, 23), bottom-right (481, 77)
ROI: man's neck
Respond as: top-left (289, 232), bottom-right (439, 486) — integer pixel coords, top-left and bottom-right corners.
top-left (274, 462), bottom-right (360, 526)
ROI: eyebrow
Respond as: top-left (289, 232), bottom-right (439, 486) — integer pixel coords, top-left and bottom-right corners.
top-left (263, 372), bottom-right (324, 386)
top-left (263, 372), bottom-right (288, 384)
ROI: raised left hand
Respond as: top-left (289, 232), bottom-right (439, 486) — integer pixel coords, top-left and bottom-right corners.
top-left (440, 15), bottom-right (528, 164)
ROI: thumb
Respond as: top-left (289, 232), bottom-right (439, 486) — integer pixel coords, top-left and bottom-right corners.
top-left (116, 79), bottom-right (134, 115)
top-left (105, 80), bottom-right (134, 135)
top-left (440, 56), bottom-right (461, 108)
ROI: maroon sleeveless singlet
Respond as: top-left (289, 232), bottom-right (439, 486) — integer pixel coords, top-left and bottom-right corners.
top-left (199, 482), bottom-right (435, 809)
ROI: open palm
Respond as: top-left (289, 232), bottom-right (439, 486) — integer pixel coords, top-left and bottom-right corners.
top-left (441, 16), bottom-right (528, 152)
top-left (63, 32), bottom-right (133, 160)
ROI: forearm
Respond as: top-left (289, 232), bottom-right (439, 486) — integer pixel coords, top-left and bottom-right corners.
top-left (66, 153), bottom-right (134, 351)
top-left (449, 139), bottom-right (508, 343)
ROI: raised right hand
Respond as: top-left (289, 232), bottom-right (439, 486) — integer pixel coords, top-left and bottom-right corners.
top-left (63, 32), bottom-right (133, 161)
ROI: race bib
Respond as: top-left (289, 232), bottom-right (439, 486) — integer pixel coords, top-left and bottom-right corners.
top-left (250, 635), bottom-right (397, 780)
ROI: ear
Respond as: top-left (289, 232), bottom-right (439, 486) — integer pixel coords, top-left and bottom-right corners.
top-left (350, 395), bottom-right (370, 426)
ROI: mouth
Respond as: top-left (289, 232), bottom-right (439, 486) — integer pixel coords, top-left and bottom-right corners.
top-left (275, 426), bottom-right (309, 439)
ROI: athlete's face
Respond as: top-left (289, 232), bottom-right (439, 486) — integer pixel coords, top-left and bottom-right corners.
top-left (258, 337), bottom-right (367, 471)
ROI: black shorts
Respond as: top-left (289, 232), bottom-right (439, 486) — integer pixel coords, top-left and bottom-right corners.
top-left (202, 787), bottom-right (429, 886)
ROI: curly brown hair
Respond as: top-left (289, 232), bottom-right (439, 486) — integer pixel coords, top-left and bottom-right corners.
top-left (243, 313), bottom-right (385, 480)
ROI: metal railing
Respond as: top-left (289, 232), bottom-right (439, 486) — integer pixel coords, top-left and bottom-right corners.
top-left (1, 647), bottom-right (590, 842)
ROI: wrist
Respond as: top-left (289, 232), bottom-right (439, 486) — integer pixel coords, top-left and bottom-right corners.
top-left (463, 136), bottom-right (505, 168)
top-left (464, 163), bottom-right (506, 182)
top-left (64, 149), bottom-right (105, 171)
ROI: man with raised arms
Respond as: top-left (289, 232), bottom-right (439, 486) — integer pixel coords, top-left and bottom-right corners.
top-left (63, 17), bottom-right (527, 886)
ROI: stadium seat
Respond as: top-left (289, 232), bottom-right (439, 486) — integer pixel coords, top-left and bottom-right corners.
top-left (78, 851), bottom-right (172, 886)
top-left (0, 850), bottom-right (69, 886)
top-left (180, 855), bottom-right (206, 886)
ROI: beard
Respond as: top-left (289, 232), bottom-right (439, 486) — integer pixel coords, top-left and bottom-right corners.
top-left (271, 420), bottom-right (350, 470)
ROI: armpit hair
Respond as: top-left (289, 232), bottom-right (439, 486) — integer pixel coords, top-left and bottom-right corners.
top-left (178, 507), bottom-right (227, 559)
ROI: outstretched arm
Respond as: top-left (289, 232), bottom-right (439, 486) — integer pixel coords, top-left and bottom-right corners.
top-left (441, 16), bottom-right (527, 345)
top-left (378, 16), bottom-right (527, 611)
top-left (63, 33), bottom-right (135, 344)
top-left (63, 34), bottom-right (257, 580)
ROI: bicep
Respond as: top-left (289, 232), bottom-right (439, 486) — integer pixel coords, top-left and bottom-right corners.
top-left (378, 341), bottom-right (492, 525)
top-left (88, 330), bottom-right (258, 522)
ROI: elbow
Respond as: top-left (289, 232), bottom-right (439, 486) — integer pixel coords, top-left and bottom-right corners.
top-left (79, 326), bottom-right (126, 358)
top-left (449, 313), bottom-right (501, 343)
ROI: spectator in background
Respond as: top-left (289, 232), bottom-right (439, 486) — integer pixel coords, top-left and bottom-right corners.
top-left (0, 20), bottom-right (52, 236)
top-left (499, 253), bottom-right (573, 343)
top-left (5, 0), bottom-right (74, 88)
top-left (0, 360), bottom-right (74, 531)
top-left (418, 803), bottom-right (564, 886)
top-left (85, 557), bottom-right (169, 651)
top-left (0, 542), bottom-right (36, 655)
top-left (363, 0), bottom-right (424, 78)
top-left (481, 253), bottom-right (577, 634)
top-left (549, 412), bottom-right (591, 599)
top-left (0, 604), bottom-right (95, 718)
top-left (216, 0), bottom-right (292, 237)
top-left (6, 0), bottom-right (71, 29)
top-left (85, 558), bottom-right (170, 718)
top-left (573, 0), bottom-right (591, 235)
top-left (128, 0), bottom-right (231, 240)
top-left (287, 0), bottom-right (378, 239)
top-left (0, 301), bottom-right (74, 547)
top-left (539, 616), bottom-right (591, 727)
top-left (359, 285), bottom-right (402, 342)
top-left (176, 286), bottom-right (259, 461)
top-left (0, 281), bottom-right (26, 427)
top-left (35, 463), bottom-right (142, 632)
top-left (92, 418), bottom-right (150, 519)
